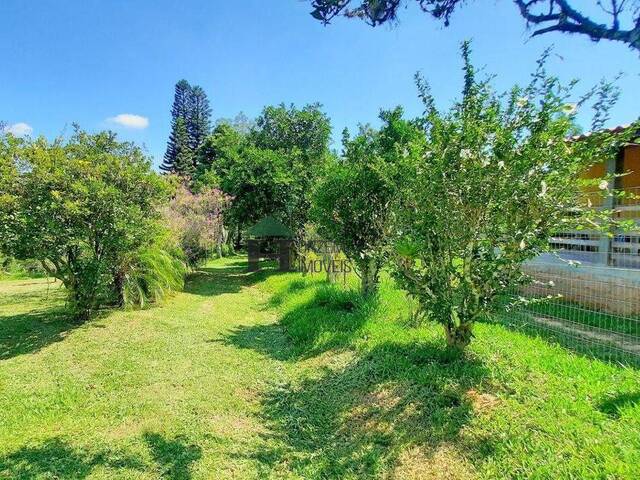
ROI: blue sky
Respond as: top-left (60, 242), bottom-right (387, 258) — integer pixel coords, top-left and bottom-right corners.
top-left (1, 0), bottom-right (638, 168)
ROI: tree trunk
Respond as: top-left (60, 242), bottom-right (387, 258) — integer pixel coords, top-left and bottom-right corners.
top-left (359, 258), bottom-right (379, 296)
top-left (234, 224), bottom-right (242, 250)
top-left (323, 252), bottom-right (336, 284)
top-left (113, 270), bottom-right (125, 307)
top-left (217, 225), bottom-right (227, 258)
top-left (225, 225), bottom-right (235, 253)
top-left (70, 287), bottom-right (93, 322)
top-left (443, 322), bottom-right (473, 350)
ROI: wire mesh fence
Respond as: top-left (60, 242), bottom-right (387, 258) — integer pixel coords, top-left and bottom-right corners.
top-left (497, 186), bottom-right (640, 366)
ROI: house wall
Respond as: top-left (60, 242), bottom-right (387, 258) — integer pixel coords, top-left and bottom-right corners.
top-left (525, 144), bottom-right (640, 315)
top-left (620, 145), bottom-right (640, 190)
top-left (579, 160), bottom-right (607, 207)
top-left (576, 144), bottom-right (640, 196)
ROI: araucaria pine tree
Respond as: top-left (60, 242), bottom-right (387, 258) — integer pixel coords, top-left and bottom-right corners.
top-left (172, 117), bottom-right (194, 178)
top-left (188, 86), bottom-right (212, 153)
top-left (161, 79), bottom-right (192, 174)
top-left (161, 80), bottom-right (212, 179)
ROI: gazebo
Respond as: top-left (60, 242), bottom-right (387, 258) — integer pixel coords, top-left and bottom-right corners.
top-left (246, 216), bottom-right (294, 272)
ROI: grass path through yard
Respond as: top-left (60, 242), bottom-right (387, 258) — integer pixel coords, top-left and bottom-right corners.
top-left (1, 257), bottom-right (640, 479)
top-left (0, 258), bottom-right (297, 479)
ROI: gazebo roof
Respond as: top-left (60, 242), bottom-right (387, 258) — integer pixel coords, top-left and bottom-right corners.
top-left (247, 216), bottom-right (294, 239)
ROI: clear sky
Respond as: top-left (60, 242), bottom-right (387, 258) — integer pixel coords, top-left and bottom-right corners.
top-left (1, 0), bottom-right (638, 168)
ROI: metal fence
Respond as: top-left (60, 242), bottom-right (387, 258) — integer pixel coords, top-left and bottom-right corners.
top-left (499, 186), bottom-right (640, 365)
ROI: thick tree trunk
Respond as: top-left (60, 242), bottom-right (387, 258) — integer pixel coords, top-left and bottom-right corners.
top-left (217, 225), bottom-right (227, 258)
top-left (225, 225), bottom-right (235, 253)
top-left (70, 287), bottom-right (93, 322)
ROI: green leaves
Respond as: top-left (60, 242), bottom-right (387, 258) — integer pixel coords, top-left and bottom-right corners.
top-left (195, 103), bottom-right (332, 236)
top-left (311, 114), bottom-right (415, 295)
top-left (388, 43), bottom-right (638, 349)
top-left (0, 127), bottom-right (172, 318)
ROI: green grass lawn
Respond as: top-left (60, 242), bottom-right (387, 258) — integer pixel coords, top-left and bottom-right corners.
top-left (1, 257), bottom-right (639, 479)
top-left (514, 298), bottom-right (640, 337)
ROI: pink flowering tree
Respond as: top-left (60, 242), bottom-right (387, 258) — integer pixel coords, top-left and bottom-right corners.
top-left (165, 185), bottom-right (232, 266)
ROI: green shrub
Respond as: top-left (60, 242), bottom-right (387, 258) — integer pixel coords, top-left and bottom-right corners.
top-left (220, 243), bottom-right (233, 258)
top-left (164, 185), bottom-right (231, 267)
top-left (314, 285), bottom-right (362, 312)
top-left (0, 127), bottom-right (172, 319)
top-left (311, 117), bottom-right (415, 296)
top-left (0, 255), bottom-right (46, 279)
top-left (390, 43), bottom-right (633, 350)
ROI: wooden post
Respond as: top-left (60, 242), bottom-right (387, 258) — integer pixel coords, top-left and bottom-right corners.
top-left (278, 239), bottom-right (292, 271)
top-left (248, 239), bottom-right (260, 272)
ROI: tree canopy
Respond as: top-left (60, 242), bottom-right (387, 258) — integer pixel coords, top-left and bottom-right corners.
top-left (311, 112), bottom-right (415, 295)
top-left (194, 103), bottom-right (332, 238)
top-left (309, 0), bottom-right (640, 53)
top-left (0, 128), bottom-right (177, 318)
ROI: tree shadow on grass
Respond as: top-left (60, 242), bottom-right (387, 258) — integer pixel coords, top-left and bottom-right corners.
top-left (221, 322), bottom-right (295, 362)
top-left (223, 278), bottom-right (494, 477)
top-left (0, 433), bottom-right (203, 479)
top-left (264, 277), bottom-right (316, 309)
top-left (0, 279), bottom-right (123, 361)
top-left (0, 437), bottom-right (145, 479)
top-left (0, 307), bottom-right (78, 361)
top-left (143, 432), bottom-right (202, 479)
top-left (0, 281), bottom-right (115, 361)
top-left (597, 391), bottom-right (640, 418)
top-left (224, 282), bottom-right (375, 361)
top-left (185, 260), bottom-right (282, 298)
top-left (0, 279), bottom-right (81, 361)
top-left (250, 341), bottom-right (491, 478)
top-left (0, 258), bottom-right (281, 361)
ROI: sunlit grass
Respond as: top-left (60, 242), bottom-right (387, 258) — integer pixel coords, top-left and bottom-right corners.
top-left (0, 258), bottom-right (639, 479)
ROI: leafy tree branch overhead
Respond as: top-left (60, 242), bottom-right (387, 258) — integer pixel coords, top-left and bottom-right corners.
top-left (309, 0), bottom-right (640, 52)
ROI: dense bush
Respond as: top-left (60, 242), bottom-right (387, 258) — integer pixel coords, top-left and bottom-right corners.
top-left (311, 114), bottom-right (418, 295)
top-left (0, 128), bottom-right (180, 319)
top-left (389, 44), bottom-right (632, 349)
top-left (194, 104), bottom-right (331, 243)
top-left (119, 242), bottom-right (187, 308)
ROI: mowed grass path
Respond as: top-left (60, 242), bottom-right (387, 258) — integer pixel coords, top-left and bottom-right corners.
top-left (0, 258), bottom-right (292, 479)
top-left (1, 256), bottom-right (640, 479)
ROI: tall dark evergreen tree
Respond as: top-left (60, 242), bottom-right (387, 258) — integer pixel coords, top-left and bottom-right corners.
top-left (161, 80), bottom-right (212, 178)
top-left (172, 117), bottom-right (194, 178)
top-left (188, 86), bottom-right (212, 157)
top-left (161, 79), bottom-right (192, 173)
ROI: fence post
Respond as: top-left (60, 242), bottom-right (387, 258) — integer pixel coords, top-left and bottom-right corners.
top-left (598, 154), bottom-right (618, 266)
